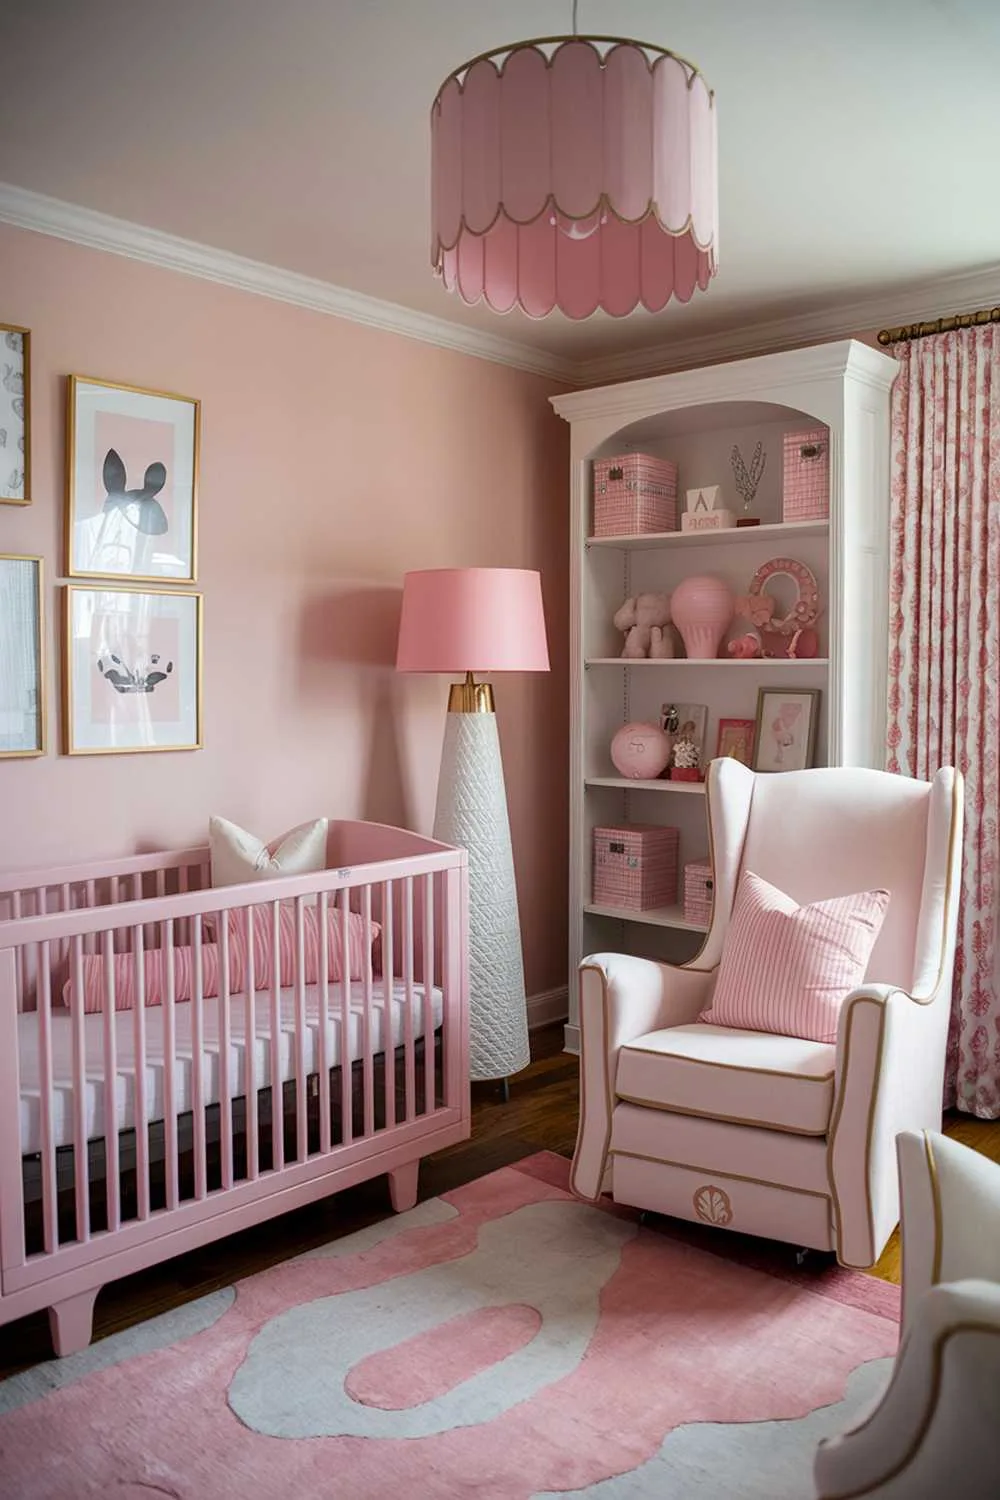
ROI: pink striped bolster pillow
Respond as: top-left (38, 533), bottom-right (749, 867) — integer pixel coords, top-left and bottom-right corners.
top-left (65, 944), bottom-right (226, 1014)
top-left (216, 904), bottom-right (380, 991)
top-left (700, 870), bottom-right (890, 1043)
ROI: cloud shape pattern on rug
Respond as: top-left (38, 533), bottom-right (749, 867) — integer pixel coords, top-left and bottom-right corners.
top-left (228, 1199), bottom-right (636, 1439)
top-left (532, 1358), bottom-right (893, 1500)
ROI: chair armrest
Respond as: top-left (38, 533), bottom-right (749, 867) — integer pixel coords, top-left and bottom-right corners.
top-left (829, 984), bottom-right (951, 1268)
top-left (570, 954), bottom-right (714, 1202)
top-left (898, 1130), bottom-right (1000, 1333)
top-left (815, 1279), bottom-right (1000, 1500)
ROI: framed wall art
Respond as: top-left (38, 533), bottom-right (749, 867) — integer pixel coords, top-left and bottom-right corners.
top-left (715, 717), bottom-right (756, 767)
top-left (64, 585), bottom-right (202, 755)
top-left (0, 555), bottom-right (44, 757)
top-left (752, 688), bottom-right (821, 774)
top-left (1, 322), bottom-right (30, 505)
top-left (66, 376), bottom-right (200, 583)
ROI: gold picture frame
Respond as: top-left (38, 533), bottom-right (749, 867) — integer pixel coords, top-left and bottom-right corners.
top-left (752, 687), bottom-right (821, 773)
top-left (66, 375), bottom-right (200, 584)
top-left (1, 322), bottom-right (31, 505)
top-left (0, 554), bottom-right (45, 757)
top-left (63, 584), bottom-right (203, 756)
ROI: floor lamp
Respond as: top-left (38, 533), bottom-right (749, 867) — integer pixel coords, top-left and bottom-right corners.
top-left (396, 568), bottom-right (550, 1087)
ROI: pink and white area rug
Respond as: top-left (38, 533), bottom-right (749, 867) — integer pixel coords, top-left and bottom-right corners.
top-left (0, 1153), bottom-right (899, 1499)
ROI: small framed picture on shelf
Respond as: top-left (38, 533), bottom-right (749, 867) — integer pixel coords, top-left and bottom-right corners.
top-left (0, 555), bottom-right (44, 757)
top-left (1, 322), bottom-right (30, 505)
top-left (660, 701), bottom-right (708, 781)
top-left (715, 717), bottom-right (756, 767)
top-left (66, 375), bottom-right (200, 583)
top-left (752, 688), bottom-right (820, 773)
top-left (64, 584), bottom-right (202, 756)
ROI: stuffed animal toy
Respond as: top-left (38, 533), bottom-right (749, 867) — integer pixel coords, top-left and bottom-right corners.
top-left (614, 593), bottom-right (673, 659)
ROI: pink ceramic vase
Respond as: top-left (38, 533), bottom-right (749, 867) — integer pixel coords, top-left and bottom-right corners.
top-left (670, 575), bottom-right (736, 659)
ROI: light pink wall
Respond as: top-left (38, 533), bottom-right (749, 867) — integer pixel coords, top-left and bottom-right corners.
top-left (0, 223), bottom-right (570, 999)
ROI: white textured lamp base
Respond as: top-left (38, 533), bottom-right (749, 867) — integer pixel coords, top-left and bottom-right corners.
top-left (433, 711), bottom-right (530, 1082)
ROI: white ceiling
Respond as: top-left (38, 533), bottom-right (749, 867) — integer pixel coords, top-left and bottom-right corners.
top-left (2, 0), bottom-right (999, 369)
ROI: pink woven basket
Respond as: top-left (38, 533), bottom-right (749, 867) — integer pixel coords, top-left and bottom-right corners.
top-left (782, 428), bottom-right (830, 522)
top-left (592, 453), bottom-right (678, 537)
top-left (593, 824), bottom-right (679, 911)
top-left (683, 858), bottom-right (714, 925)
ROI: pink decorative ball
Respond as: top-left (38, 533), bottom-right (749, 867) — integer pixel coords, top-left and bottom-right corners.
top-left (671, 574), bottom-right (736, 659)
top-left (610, 722), bottom-right (672, 779)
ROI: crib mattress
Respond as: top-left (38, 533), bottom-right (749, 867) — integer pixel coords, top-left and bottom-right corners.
top-left (17, 979), bottom-right (443, 1155)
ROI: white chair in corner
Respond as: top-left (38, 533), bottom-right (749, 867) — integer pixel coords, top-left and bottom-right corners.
top-left (815, 1130), bottom-right (1000, 1499)
top-left (571, 759), bottom-right (963, 1268)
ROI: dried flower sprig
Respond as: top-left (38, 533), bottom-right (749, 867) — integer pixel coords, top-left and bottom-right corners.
top-left (730, 442), bottom-right (767, 513)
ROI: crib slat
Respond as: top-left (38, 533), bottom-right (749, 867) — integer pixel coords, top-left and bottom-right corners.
top-left (403, 877), bottom-right (416, 1123)
top-left (11, 891), bottom-right (25, 1010)
top-left (381, 880), bottom-right (396, 1131)
top-left (443, 863), bottom-right (466, 1113)
top-left (85, 881), bottom-right (96, 955)
top-left (162, 920), bottom-right (179, 1211)
top-left (339, 892), bottom-right (352, 1147)
top-left (101, 929), bottom-right (121, 1233)
top-left (295, 897), bottom-right (308, 1163)
top-left (269, 900), bottom-right (284, 1171)
top-left (422, 872), bottom-right (435, 1117)
top-left (219, 914), bottom-right (233, 1191)
top-left (244, 906), bottom-right (259, 1181)
top-left (132, 927), bottom-right (150, 1221)
top-left (361, 883), bottom-right (375, 1138)
top-left (317, 891), bottom-right (331, 1155)
top-left (69, 937), bottom-right (90, 1244)
top-left (191, 918), bottom-right (207, 1201)
top-left (36, 940), bottom-right (58, 1253)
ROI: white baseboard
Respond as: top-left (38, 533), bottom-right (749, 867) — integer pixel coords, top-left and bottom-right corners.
top-left (563, 1023), bottom-right (580, 1055)
top-left (527, 985), bottom-right (569, 1032)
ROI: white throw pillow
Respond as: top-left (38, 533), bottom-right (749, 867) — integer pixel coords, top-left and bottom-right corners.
top-left (209, 816), bottom-right (329, 888)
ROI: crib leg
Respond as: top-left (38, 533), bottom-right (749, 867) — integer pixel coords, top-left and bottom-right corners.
top-left (48, 1287), bottom-right (99, 1358)
top-left (388, 1160), bottom-right (420, 1213)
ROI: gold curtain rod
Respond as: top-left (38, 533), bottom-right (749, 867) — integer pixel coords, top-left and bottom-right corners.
top-left (877, 305), bottom-right (1000, 346)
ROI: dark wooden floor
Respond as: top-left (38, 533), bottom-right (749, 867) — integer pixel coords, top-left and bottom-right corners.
top-left (2, 1023), bottom-right (998, 1379)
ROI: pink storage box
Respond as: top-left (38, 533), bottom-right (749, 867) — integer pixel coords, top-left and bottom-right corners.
top-left (782, 428), bottom-right (830, 521)
top-left (592, 453), bottom-right (678, 537)
top-left (593, 824), bottom-right (679, 911)
top-left (683, 858), bottom-right (714, 926)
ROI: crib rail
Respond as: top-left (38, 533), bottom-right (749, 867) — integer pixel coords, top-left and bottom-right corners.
top-left (0, 834), bottom-right (468, 1297)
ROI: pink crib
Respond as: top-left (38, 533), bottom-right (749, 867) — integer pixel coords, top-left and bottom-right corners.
top-left (0, 821), bottom-right (469, 1357)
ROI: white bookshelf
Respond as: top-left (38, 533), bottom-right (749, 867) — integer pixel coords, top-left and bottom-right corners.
top-left (551, 340), bottom-right (898, 1053)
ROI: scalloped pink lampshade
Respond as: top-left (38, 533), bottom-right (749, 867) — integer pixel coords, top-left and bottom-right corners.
top-left (396, 568), bottom-right (550, 674)
top-left (431, 36), bottom-right (718, 319)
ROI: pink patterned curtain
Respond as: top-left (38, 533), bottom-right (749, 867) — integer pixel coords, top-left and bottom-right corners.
top-left (886, 325), bottom-right (1000, 1118)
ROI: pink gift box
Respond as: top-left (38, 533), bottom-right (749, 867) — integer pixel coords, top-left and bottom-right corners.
top-left (782, 428), bottom-right (830, 522)
top-left (593, 824), bottom-right (679, 911)
top-left (592, 453), bottom-right (678, 537)
top-left (683, 858), bottom-right (714, 925)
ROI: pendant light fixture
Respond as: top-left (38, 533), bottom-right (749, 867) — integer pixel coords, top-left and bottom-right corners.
top-left (430, 3), bottom-right (718, 319)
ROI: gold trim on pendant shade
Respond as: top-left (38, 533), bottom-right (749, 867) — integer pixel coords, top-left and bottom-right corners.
top-left (65, 374), bottom-right (201, 585)
top-left (62, 583), bottom-right (203, 756)
top-left (0, 553), bottom-right (45, 757)
top-left (0, 322), bottom-right (31, 507)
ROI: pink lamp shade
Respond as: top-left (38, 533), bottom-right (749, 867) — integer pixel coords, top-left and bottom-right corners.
top-left (431, 38), bottom-right (718, 319)
top-left (396, 568), bottom-right (550, 674)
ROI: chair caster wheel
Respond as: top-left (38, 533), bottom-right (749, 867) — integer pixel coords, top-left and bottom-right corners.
top-left (795, 1247), bottom-right (810, 1266)
top-left (639, 1209), bottom-right (651, 1226)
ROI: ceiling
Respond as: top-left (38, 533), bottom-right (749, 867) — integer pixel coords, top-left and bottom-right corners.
top-left (2, 0), bottom-right (999, 372)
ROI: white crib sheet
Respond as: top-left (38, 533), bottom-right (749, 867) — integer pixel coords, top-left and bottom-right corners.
top-left (18, 979), bottom-right (443, 1155)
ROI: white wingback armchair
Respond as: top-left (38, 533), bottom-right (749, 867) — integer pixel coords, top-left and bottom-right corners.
top-left (815, 1130), bottom-right (1000, 1498)
top-left (571, 759), bottom-right (963, 1267)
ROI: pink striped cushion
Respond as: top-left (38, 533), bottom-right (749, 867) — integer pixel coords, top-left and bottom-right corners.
top-left (218, 904), bottom-right (379, 991)
top-left (700, 870), bottom-right (890, 1043)
top-left (66, 944), bottom-right (226, 1014)
top-left (65, 908), bottom-right (379, 1013)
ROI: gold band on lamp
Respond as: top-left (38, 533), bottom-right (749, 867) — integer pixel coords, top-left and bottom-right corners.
top-left (447, 671), bottom-right (496, 714)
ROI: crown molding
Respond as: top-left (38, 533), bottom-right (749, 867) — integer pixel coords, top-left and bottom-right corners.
top-left (2, 180), bottom-right (998, 393)
top-left (0, 181), bottom-right (579, 385)
top-left (576, 262), bottom-right (1000, 385)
